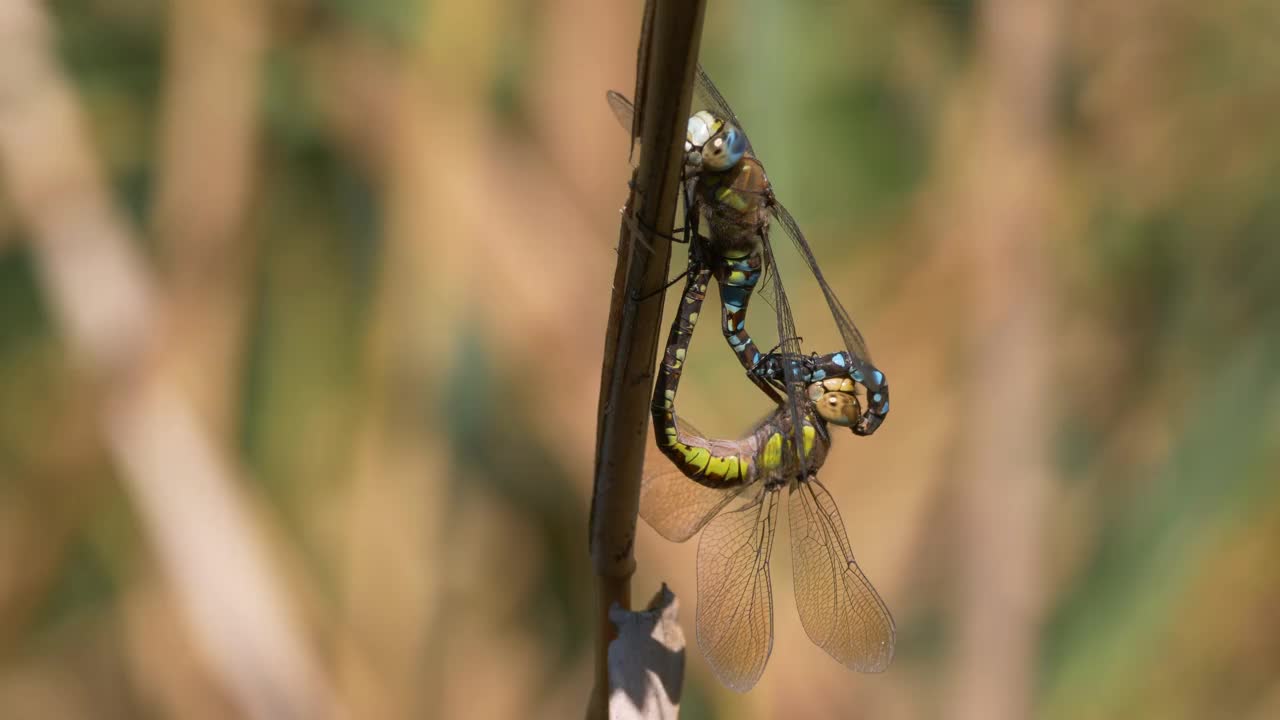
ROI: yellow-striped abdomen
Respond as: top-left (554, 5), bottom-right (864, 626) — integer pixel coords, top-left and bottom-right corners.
top-left (761, 432), bottom-right (784, 472)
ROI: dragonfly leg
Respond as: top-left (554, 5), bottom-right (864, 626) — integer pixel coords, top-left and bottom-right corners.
top-left (762, 337), bottom-right (805, 355)
top-left (632, 268), bottom-right (690, 303)
top-left (623, 207), bottom-right (696, 246)
top-left (751, 338), bottom-right (805, 374)
top-left (747, 373), bottom-right (785, 404)
top-left (662, 225), bottom-right (696, 244)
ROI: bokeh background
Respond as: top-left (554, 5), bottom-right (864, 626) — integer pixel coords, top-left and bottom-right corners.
top-left (1, 0), bottom-right (1278, 718)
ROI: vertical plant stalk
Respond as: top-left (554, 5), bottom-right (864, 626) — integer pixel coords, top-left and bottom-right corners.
top-left (587, 0), bottom-right (706, 716)
top-left (150, 0), bottom-right (265, 439)
top-left (949, 0), bottom-right (1062, 718)
top-left (0, 3), bottom-right (334, 719)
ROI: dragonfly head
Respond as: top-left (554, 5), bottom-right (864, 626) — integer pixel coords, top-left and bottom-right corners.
top-left (686, 110), bottom-right (747, 172)
top-left (807, 377), bottom-right (862, 429)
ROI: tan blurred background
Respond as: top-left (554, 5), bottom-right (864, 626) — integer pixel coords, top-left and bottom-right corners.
top-left (1, 0), bottom-right (1278, 718)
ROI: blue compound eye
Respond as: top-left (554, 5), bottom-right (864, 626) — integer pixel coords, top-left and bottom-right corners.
top-left (702, 126), bottom-right (746, 171)
top-left (725, 128), bottom-right (747, 163)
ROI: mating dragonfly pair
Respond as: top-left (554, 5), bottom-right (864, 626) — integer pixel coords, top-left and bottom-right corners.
top-left (607, 67), bottom-right (896, 691)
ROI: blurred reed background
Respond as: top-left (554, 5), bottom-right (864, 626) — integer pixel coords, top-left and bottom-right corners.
top-left (0, 0), bottom-right (1278, 718)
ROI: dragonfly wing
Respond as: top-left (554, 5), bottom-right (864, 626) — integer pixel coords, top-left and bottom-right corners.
top-left (758, 229), bottom-right (813, 476)
top-left (605, 90), bottom-right (642, 166)
top-left (787, 477), bottom-right (896, 672)
top-left (641, 416), bottom-right (754, 543)
top-left (692, 65), bottom-right (755, 156)
top-left (696, 486), bottom-right (779, 692)
top-left (771, 203), bottom-right (875, 366)
top-left (606, 90), bottom-right (636, 137)
top-left (613, 65), bottom-right (747, 149)
top-left (771, 203), bottom-right (888, 434)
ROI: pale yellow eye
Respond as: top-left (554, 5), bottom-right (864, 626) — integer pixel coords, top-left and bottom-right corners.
top-left (813, 391), bottom-right (861, 428)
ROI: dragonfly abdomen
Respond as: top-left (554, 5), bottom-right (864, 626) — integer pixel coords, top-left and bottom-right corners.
top-left (651, 263), bottom-right (757, 489)
top-left (656, 418), bottom-right (755, 487)
top-left (715, 250), bottom-right (769, 381)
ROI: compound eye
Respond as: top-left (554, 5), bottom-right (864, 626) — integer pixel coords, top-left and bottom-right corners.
top-left (815, 391), bottom-right (861, 427)
top-left (701, 128), bottom-right (745, 171)
top-left (687, 112), bottom-right (714, 147)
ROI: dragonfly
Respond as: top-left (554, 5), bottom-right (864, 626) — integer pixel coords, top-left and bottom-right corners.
top-left (607, 65), bottom-right (890, 475)
top-left (644, 252), bottom-right (895, 691)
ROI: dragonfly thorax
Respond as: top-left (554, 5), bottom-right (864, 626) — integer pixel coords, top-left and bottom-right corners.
top-left (693, 161), bottom-right (772, 257)
top-left (754, 410), bottom-right (830, 484)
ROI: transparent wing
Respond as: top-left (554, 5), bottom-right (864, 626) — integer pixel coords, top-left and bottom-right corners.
top-left (605, 90), bottom-right (641, 166)
top-left (611, 65), bottom-right (759, 177)
top-left (612, 66), bottom-right (752, 150)
top-left (788, 477), bottom-right (896, 672)
top-left (772, 204), bottom-right (875, 366)
top-left (696, 486), bottom-right (779, 692)
top-left (606, 89), bottom-right (636, 137)
top-left (640, 415), bottom-right (755, 543)
top-left (771, 204), bottom-right (888, 434)
top-left (758, 229), bottom-right (813, 477)
top-left (692, 65), bottom-right (755, 156)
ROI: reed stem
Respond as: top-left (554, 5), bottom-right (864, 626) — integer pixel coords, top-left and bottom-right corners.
top-left (586, 0), bottom-right (706, 716)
